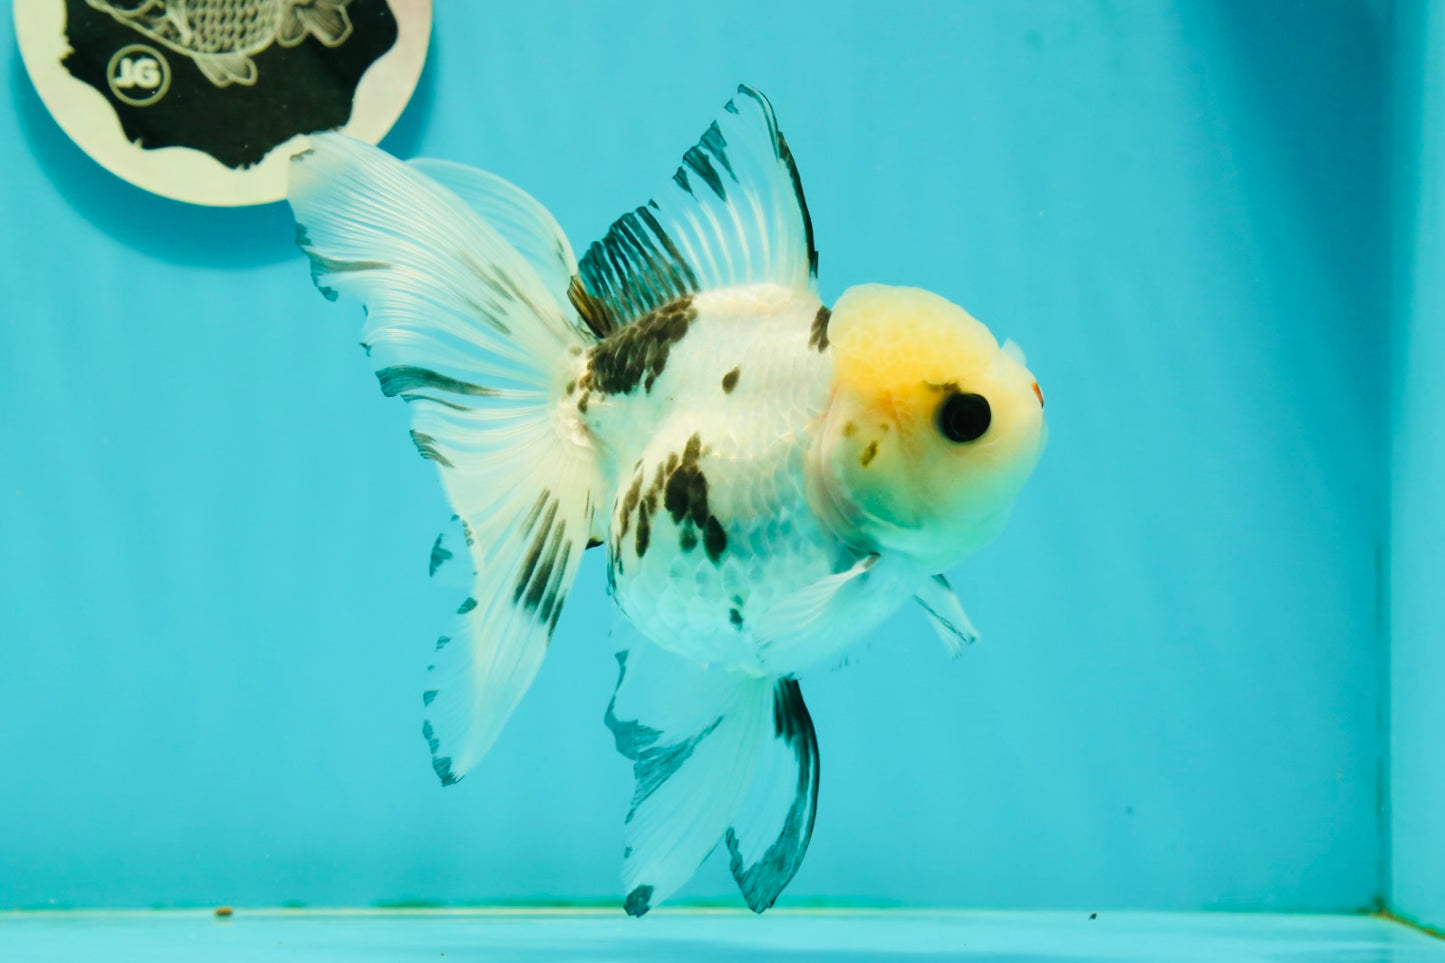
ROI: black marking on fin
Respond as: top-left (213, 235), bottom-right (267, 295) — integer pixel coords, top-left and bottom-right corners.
top-left (729, 607), bottom-right (744, 629)
top-left (456, 597), bottom-right (477, 615)
top-left (434, 635), bottom-right (451, 652)
top-left (725, 677), bottom-right (820, 913)
top-left (700, 122), bottom-right (736, 180)
top-left (722, 367), bottom-right (740, 393)
top-left (377, 366), bottom-right (496, 399)
top-left (681, 144), bottom-right (726, 200)
top-left (428, 534), bottom-right (453, 577)
top-left (573, 210), bottom-right (699, 337)
top-left (625, 884), bottom-right (654, 917)
top-left (410, 431), bottom-right (452, 467)
top-left (432, 755), bottom-right (458, 786)
top-left (422, 722), bottom-right (460, 786)
top-left (626, 716), bottom-right (723, 820)
top-left (299, 246), bottom-right (390, 302)
top-left (916, 574), bottom-right (972, 645)
top-left (570, 85), bottom-right (816, 337)
top-left (732, 84), bottom-right (818, 277)
top-left (512, 500), bottom-right (560, 608)
top-left (422, 689), bottom-right (437, 706)
top-left (810, 306), bottom-right (831, 351)
top-left (603, 653), bottom-right (662, 759)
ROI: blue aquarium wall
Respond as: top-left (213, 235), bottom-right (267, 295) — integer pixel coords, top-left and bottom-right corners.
top-left (1391, 0), bottom-right (1445, 937)
top-left (0, 1), bottom-right (1406, 915)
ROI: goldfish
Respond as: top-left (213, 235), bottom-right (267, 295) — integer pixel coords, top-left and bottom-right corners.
top-left (85, 0), bottom-right (352, 87)
top-left (287, 85), bottom-right (1046, 915)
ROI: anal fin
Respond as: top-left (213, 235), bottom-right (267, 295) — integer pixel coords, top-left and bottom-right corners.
top-left (725, 678), bottom-right (819, 912)
top-left (604, 644), bottom-right (766, 915)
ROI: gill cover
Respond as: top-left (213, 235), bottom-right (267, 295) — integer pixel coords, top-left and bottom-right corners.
top-left (809, 284), bottom-right (1046, 571)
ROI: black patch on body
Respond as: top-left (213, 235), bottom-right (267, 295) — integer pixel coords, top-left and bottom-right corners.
top-left (612, 432), bottom-right (728, 568)
top-left (664, 435), bottom-right (709, 526)
top-left (721, 367), bottom-right (740, 393)
top-left (729, 607), bottom-right (744, 629)
top-left (456, 597), bottom-right (477, 615)
top-left (635, 508), bottom-right (652, 558)
top-left (809, 306), bottom-right (831, 351)
top-left (703, 517), bottom-right (728, 562)
top-left (860, 440), bottom-right (879, 467)
top-left (658, 434), bottom-right (729, 564)
top-left (580, 297), bottom-right (697, 397)
top-left (725, 678), bottom-right (820, 913)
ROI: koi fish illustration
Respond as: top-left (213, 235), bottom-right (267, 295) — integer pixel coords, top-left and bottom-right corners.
top-left (85, 0), bottom-right (353, 87)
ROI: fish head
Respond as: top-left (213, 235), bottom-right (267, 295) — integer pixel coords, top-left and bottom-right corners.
top-left (809, 284), bottom-right (1047, 571)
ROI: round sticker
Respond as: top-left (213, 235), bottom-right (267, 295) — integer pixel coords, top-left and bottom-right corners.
top-left (15, 0), bottom-right (432, 206)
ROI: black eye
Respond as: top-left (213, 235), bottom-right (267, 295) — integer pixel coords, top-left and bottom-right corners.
top-left (938, 392), bottom-right (991, 443)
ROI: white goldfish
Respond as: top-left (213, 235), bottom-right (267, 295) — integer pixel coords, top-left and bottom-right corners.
top-left (288, 86), bottom-right (1046, 915)
top-left (85, 0), bottom-right (352, 87)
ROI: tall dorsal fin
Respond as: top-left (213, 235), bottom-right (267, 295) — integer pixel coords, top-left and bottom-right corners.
top-left (570, 85), bottom-right (818, 338)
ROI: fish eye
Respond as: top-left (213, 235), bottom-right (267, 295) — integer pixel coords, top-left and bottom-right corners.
top-left (937, 392), bottom-right (991, 443)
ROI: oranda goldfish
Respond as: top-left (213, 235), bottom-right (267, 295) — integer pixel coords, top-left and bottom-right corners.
top-left (288, 85), bottom-right (1046, 915)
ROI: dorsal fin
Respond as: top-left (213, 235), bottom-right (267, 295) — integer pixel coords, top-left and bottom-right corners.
top-left (570, 85), bottom-right (818, 338)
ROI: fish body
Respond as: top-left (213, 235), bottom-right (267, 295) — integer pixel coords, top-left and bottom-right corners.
top-left (86, 0), bottom-right (353, 87)
top-left (289, 86), bottom-right (1046, 915)
top-left (582, 284), bottom-right (900, 674)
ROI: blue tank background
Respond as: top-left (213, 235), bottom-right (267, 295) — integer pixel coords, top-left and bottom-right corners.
top-left (1391, 0), bottom-right (1445, 937)
top-left (0, 0), bottom-right (1409, 916)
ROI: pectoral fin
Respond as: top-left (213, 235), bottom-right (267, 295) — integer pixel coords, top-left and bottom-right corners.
top-left (753, 554), bottom-right (878, 645)
top-left (914, 573), bottom-right (980, 658)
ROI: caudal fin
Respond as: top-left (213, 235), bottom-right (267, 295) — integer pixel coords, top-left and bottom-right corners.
top-left (288, 135), bottom-right (600, 784)
top-left (604, 643), bottom-right (820, 915)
